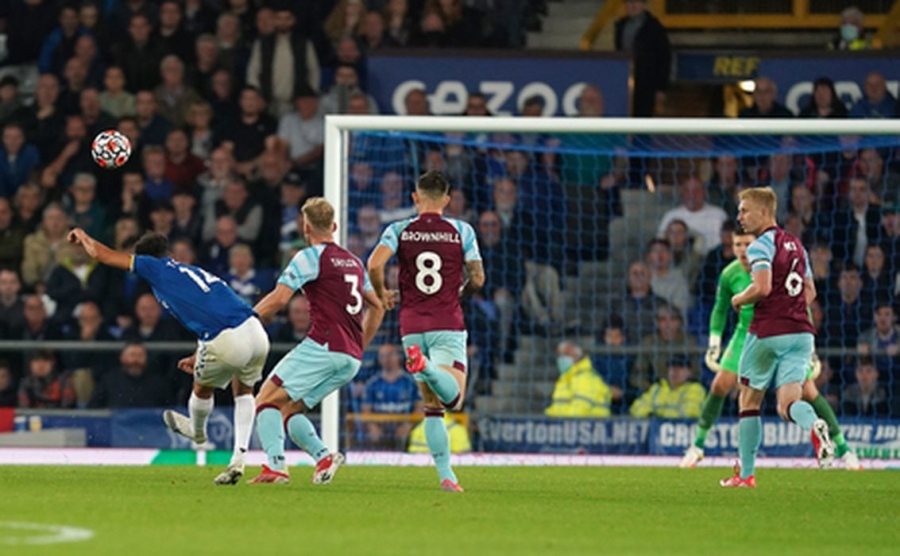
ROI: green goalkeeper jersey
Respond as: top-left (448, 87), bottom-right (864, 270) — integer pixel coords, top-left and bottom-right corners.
top-left (710, 259), bottom-right (754, 338)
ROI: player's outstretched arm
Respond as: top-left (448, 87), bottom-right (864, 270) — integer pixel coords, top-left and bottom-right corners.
top-left (460, 260), bottom-right (485, 300)
top-left (67, 227), bottom-right (132, 270)
top-left (253, 283), bottom-right (294, 324)
top-left (732, 268), bottom-right (772, 310)
top-left (361, 289), bottom-right (385, 350)
top-left (366, 245), bottom-right (395, 310)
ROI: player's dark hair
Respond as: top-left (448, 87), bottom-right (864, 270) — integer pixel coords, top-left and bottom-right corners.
top-left (415, 170), bottom-right (450, 199)
top-left (134, 231), bottom-right (169, 258)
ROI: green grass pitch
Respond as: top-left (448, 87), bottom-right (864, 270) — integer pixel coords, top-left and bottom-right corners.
top-left (1, 466), bottom-right (898, 555)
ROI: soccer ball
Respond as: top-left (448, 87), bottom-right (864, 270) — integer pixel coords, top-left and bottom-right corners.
top-left (91, 130), bottom-right (132, 170)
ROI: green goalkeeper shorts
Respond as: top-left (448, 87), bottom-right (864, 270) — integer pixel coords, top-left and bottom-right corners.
top-left (719, 332), bottom-right (747, 374)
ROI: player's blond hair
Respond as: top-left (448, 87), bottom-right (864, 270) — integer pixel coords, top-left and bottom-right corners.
top-left (739, 187), bottom-right (778, 216)
top-left (302, 197), bottom-right (335, 234)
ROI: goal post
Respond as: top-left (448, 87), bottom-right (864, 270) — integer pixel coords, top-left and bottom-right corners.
top-left (321, 115), bottom-right (900, 453)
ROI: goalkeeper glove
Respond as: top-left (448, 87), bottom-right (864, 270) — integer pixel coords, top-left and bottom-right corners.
top-left (705, 334), bottom-right (722, 373)
top-left (808, 352), bottom-right (822, 381)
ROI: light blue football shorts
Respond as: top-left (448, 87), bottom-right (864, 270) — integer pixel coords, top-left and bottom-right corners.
top-left (401, 330), bottom-right (468, 381)
top-left (270, 338), bottom-right (361, 408)
top-left (738, 332), bottom-right (814, 391)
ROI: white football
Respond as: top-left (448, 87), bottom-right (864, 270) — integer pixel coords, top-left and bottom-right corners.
top-left (91, 130), bottom-right (132, 170)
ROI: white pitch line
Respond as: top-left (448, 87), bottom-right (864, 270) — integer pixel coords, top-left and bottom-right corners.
top-left (0, 521), bottom-right (94, 545)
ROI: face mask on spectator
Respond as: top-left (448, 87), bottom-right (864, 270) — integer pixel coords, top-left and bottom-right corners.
top-left (556, 356), bottom-right (575, 374)
top-left (841, 24), bottom-right (859, 42)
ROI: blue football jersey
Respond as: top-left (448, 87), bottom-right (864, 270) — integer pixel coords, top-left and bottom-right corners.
top-left (131, 256), bottom-right (255, 340)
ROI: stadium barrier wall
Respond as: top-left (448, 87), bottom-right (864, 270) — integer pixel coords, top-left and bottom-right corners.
top-left (4, 409), bottom-right (899, 460)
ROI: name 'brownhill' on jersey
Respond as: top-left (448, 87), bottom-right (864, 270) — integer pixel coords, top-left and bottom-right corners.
top-left (376, 213), bottom-right (482, 336)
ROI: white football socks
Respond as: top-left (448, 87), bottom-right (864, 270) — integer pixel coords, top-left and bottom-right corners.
top-left (231, 394), bottom-right (256, 467)
top-left (188, 392), bottom-right (213, 442)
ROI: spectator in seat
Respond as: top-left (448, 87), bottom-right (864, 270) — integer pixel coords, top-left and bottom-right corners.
top-left (4, 0), bottom-right (59, 67)
top-left (645, 238), bottom-right (692, 314)
top-left (65, 173), bottom-right (106, 240)
top-left (157, 0), bottom-right (194, 62)
top-left (0, 122), bottom-right (40, 200)
top-left (89, 343), bottom-right (171, 408)
top-left (187, 101), bottom-right (215, 160)
top-left (37, 5), bottom-right (85, 77)
top-left (209, 69), bottom-right (240, 126)
top-left (213, 86), bottom-right (277, 176)
top-left (695, 221), bottom-right (736, 307)
top-left (61, 301), bottom-right (116, 407)
top-left (629, 355), bottom-right (705, 418)
top-left (610, 261), bottom-right (669, 344)
top-left (377, 172), bottom-right (415, 224)
top-left (828, 6), bottom-right (875, 51)
top-left (271, 294), bottom-right (310, 343)
top-left (851, 72), bottom-right (896, 119)
top-left (664, 219), bottom-right (703, 288)
top-left (321, 64), bottom-right (380, 115)
top-left (706, 154), bottom-right (741, 216)
top-left (99, 67), bottom-right (136, 120)
top-left (18, 350), bottom-right (75, 409)
top-left (187, 34), bottom-right (223, 102)
top-left (856, 302), bottom-right (900, 375)
top-left (202, 215), bottom-right (240, 276)
top-left (842, 357), bottom-right (891, 417)
top-left (72, 35), bottom-right (105, 90)
top-left (593, 315), bottom-right (633, 411)
top-left (114, 14), bottom-right (166, 94)
top-left (12, 73), bottom-right (65, 163)
top-left (799, 77), bottom-right (848, 119)
top-left (198, 147), bottom-right (237, 217)
top-left (361, 11), bottom-right (400, 50)
top-left (545, 341), bottom-right (611, 418)
top-left (324, 0), bottom-right (367, 43)
top-left (384, 0), bottom-right (415, 47)
top-left (225, 243), bottom-right (273, 306)
top-left (826, 177), bottom-right (881, 266)
top-left (202, 177), bottom-right (263, 245)
top-left (43, 114), bottom-right (94, 192)
top-left (148, 200), bottom-right (176, 237)
top-left (860, 245), bottom-right (892, 305)
top-left (246, 4), bottom-right (321, 118)
top-left (824, 263), bottom-right (870, 348)
top-left (879, 203), bottom-right (900, 277)
top-left (362, 344), bottom-right (423, 449)
top-left (276, 87), bottom-right (324, 180)
top-left (404, 88), bottom-right (431, 116)
top-left (171, 238), bottom-right (199, 266)
top-left (658, 176), bottom-right (728, 255)
top-left (0, 362), bottom-right (16, 408)
top-left (154, 56), bottom-right (203, 128)
top-left (630, 305), bottom-right (699, 391)
top-left (738, 77), bottom-right (793, 118)
top-left (164, 128), bottom-right (206, 192)
top-left (614, 0), bottom-right (670, 117)
top-left (356, 204), bottom-right (383, 253)
top-left (476, 210), bottom-right (521, 355)
top-left (123, 292), bottom-right (180, 371)
top-left (0, 198), bottom-right (26, 272)
top-left (763, 153), bottom-right (798, 224)
top-left (21, 203), bottom-right (70, 289)
top-left (170, 190), bottom-right (202, 245)
top-left (134, 91), bottom-right (173, 148)
top-left (0, 269), bottom-right (25, 339)
top-left (142, 145), bottom-right (175, 203)
top-left (45, 240), bottom-right (110, 325)
top-left (788, 183), bottom-right (819, 244)
top-left (13, 183), bottom-right (44, 235)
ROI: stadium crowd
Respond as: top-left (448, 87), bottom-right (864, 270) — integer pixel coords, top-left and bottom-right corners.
top-left (0, 1), bottom-right (899, 429)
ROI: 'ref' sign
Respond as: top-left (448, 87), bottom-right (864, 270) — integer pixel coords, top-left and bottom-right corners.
top-left (366, 51), bottom-right (631, 117)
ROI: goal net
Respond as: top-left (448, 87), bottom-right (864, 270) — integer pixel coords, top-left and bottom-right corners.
top-left (320, 116), bottom-right (900, 457)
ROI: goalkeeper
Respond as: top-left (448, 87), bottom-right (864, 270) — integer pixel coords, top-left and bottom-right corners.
top-left (680, 227), bottom-right (861, 470)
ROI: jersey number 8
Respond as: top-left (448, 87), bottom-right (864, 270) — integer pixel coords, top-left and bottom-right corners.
top-left (415, 251), bottom-right (442, 295)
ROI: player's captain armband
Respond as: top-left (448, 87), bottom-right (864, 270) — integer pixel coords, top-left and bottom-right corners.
top-left (128, 255), bottom-right (135, 272)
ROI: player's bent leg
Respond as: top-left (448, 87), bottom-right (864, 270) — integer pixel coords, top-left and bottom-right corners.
top-left (249, 379), bottom-right (293, 484)
top-left (684, 370), bottom-right (738, 468)
top-left (801, 380), bottom-right (858, 469)
top-left (778, 382), bottom-right (835, 468)
top-left (163, 382), bottom-right (215, 445)
top-left (404, 344), bottom-right (461, 407)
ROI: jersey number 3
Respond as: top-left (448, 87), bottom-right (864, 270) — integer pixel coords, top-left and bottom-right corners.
top-left (415, 251), bottom-right (443, 295)
top-left (344, 274), bottom-right (363, 315)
